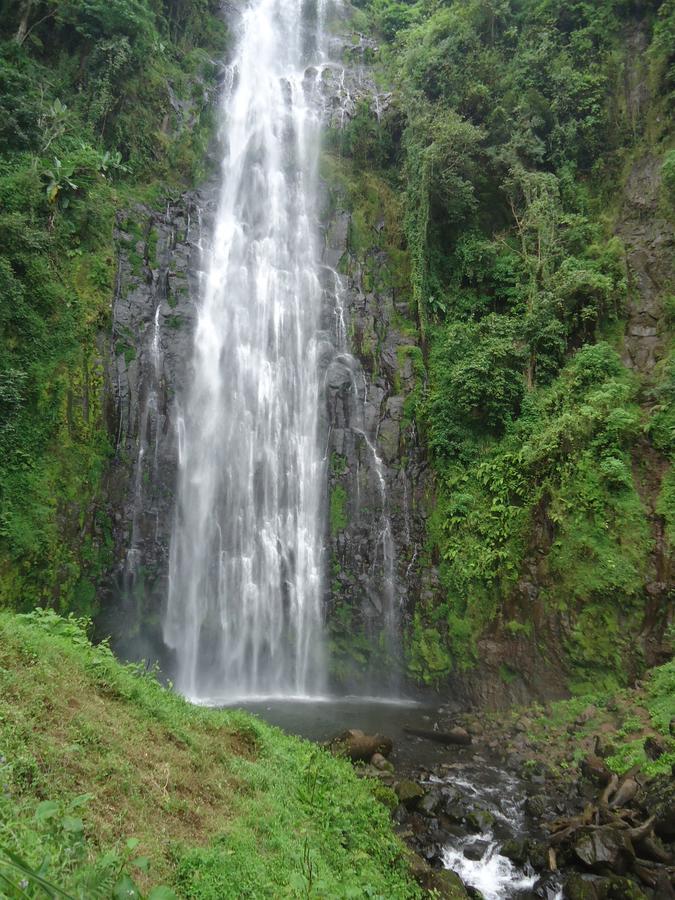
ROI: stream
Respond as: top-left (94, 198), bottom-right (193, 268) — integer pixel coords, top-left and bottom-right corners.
top-left (227, 698), bottom-right (563, 899)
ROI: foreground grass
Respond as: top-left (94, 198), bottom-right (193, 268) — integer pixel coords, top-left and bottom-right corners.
top-left (0, 610), bottom-right (421, 898)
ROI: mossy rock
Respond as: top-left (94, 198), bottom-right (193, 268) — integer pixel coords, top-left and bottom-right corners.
top-left (466, 808), bottom-right (494, 832)
top-left (395, 779), bottom-right (425, 808)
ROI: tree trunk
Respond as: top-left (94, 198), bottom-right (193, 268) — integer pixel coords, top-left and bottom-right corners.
top-left (15, 0), bottom-right (34, 44)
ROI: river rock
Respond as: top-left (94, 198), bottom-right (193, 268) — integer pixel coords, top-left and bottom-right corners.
top-left (466, 808), bottom-right (494, 832)
top-left (408, 855), bottom-right (469, 899)
top-left (418, 788), bottom-right (443, 817)
top-left (533, 872), bottom-right (565, 900)
top-left (403, 725), bottom-right (472, 746)
top-left (528, 841), bottom-right (549, 871)
top-left (573, 826), bottom-right (635, 873)
top-left (431, 870), bottom-right (470, 900)
top-left (565, 874), bottom-right (601, 900)
top-left (395, 779), bottom-right (426, 808)
top-left (525, 794), bottom-right (548, 818)
top-left (443, 802), bottom-right (467, 824)
top-left (371, 752), bottom-right (394, 772)
top-left (501, 838), bottom-right (529, 866)
top-left (328, 729), bottom-right (393, 761)
top-left (463, 839), bottom-right (490, 861)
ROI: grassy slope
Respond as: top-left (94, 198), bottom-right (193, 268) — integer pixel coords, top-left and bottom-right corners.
top-left (0, 610), bottom-right (420, 899)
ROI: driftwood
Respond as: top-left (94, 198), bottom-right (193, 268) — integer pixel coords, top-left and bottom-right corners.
top-left (402, 725), bottom-right (472, 746)
top-left (543, 763), bottom-right (674, 890)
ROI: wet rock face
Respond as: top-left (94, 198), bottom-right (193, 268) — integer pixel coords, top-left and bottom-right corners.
top-left (616, 154), bottom-right (673, 376)
top-left (320, 200), bottom-right (431, 690)
top-left (100, 191), bottom-right (216, 662)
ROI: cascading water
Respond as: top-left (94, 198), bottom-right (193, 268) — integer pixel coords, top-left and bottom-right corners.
top-left (163, 0), bottom-right (329, 700)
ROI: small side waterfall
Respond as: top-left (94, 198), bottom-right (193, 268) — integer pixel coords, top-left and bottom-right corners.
top-left (323, 263), bottom-right (401, 684)
top-left (163, 0), bottom-right (329, 700)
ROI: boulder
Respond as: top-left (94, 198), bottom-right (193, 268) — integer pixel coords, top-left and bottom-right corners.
top-left (463, 840), bottom-right (490, 861)
top-left (576, 706), bottom-right (599, 726)
top-left (597, 875), bottom-right (649, 899)
top-left (395, 780), bottom-right (426, 809)
top-left (371, 752), bottom-right (394, 772)
top-left (595, 734), bottom-right (617, 759)
top-left (644, 734), bottom-right (668, 760)
top-left (466, 808), bottom-right (494, 833)
top-left (610, 777), bottom-right (639, 809)
top-left (573, 827), bottom-right (634, 874)
top-left (581, 754), bottom-right (613, 785)
top-left (328, 729), bottom-right (393, 761)
top-left (643, 775), bottom-right (675, 840)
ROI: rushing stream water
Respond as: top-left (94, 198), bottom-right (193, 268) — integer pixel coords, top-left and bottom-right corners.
top-left (163, 0), bottom-right (331, 700)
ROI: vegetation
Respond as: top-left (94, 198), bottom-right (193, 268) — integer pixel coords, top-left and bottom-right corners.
top-left (328, 0), bottom-right (674, 687)
top-left (0, 609), bottom-right (420, 898)
top-left (480, 657), bottom-right (675, 778)
top-left (0, 0), bottom-right (226, 611)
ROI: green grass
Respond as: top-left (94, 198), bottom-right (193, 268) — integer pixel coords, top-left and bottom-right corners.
top-left (0, 610), bottom-right (421, 899)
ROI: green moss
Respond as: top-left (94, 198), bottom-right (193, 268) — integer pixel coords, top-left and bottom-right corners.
top-left (406, 608), bottom-right (454, 685)
top-left (330, 485), bottom-right (348, 535)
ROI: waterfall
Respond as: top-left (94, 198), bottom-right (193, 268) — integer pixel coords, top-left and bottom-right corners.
top-left (163, 0), bottom-right (328, 700)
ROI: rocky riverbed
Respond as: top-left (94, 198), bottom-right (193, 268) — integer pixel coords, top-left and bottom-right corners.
top-left (328, 709), bottom-right (675, 900)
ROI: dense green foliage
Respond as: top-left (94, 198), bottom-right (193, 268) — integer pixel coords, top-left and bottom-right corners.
top-left (334, 0), bottom-right (674, 686)
top-left (0, 0), bottom-right (226, 610)
top-left (0, 609), bottom-right (420, 898)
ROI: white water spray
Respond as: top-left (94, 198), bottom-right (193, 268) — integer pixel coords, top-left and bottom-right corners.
top-left (164, 0), bottom-right (329, 700)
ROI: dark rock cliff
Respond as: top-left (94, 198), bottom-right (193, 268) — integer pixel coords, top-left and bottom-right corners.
top-left (99, 192), bottom-right (214, 664)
